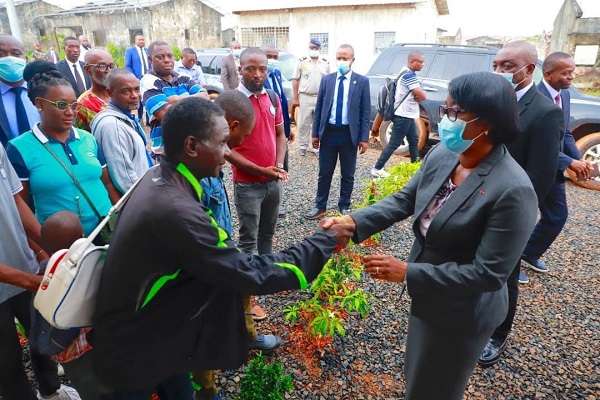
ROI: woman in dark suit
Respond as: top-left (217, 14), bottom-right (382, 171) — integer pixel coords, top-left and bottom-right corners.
top-left (323, 71), bottom-right (538, 399)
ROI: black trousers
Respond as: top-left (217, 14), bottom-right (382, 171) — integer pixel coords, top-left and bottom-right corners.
top-left (491, 262), bottom-right (520, 341)
top-left (0, 291), bottom-right (60, 400)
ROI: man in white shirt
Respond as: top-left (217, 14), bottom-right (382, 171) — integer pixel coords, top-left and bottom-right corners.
top-left (78, 35), bottom-right (91, 62)
top-left (174, 48), bottom-right (206, 88)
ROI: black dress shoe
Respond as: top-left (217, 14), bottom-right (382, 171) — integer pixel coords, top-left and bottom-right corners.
top-left (305, 208), bottom-right (326, 220)
top-left (478, 337), bottom-right (508, 367)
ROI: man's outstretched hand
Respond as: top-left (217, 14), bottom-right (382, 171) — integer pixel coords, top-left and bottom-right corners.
top-left (320, 215), bottom-right (356, 247)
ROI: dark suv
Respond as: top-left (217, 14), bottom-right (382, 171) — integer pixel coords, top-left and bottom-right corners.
top-left (367, 43), bottom-right (600, 190)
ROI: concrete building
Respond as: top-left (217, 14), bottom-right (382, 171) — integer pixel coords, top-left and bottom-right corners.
top-left (231, 0), bottom-right (449, 73)
top-left (551, 0), bottom-right (600, 66)
top-left (1, 0), bottom-right (223, 52)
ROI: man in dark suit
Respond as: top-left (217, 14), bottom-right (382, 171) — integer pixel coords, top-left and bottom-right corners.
top-left (521, 52), bottom-right (593, 274)
top-left (0, 34), bottom-right (40, 147)
top-left (46, 47), bottom-right (59, 64)
top-left (479, 41), bottom-right (563, 367)
top-left (221, 41), bottom-right (241, 90)
top-left (125, 34), bottom-right (150, 121)
top-left (305, 44), bottom-right (370, 219)
top-left (56, 36), bottom-right (91, 98)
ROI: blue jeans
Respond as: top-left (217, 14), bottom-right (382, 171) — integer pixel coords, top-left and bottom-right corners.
top-left (316, 126), bottom-right (357, 211)
top-left (234, 180), bottom-right (282, 255)
top-left (374, 115), bottom-right (418, 169)
top-left (99, 374), bottom-right (192, 400)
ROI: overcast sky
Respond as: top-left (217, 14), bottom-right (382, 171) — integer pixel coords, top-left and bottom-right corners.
top-left (37, 0), bottom-right (600, 38)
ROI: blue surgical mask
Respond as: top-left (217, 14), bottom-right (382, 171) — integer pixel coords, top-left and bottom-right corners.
top-left (309, 50), bottom-right (320, 58)
top-left (439, 115), bottom-right (484, 154)
top-left (267, 59), bottom-right (279, 73)
top-left (496, 64), bottom-right (528, 90)
top-left (0, 56), bottom-right (26, 83)
top-left (232, 49), bottom-right (242, 58)
top-left (336, 60), bottom-right (351, 75)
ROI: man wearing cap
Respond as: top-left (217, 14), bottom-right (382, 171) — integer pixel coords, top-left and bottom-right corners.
top-left (292, 38), bottom-right (330, 156)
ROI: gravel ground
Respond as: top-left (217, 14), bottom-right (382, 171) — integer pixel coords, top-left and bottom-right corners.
top-left (18, 128), bottom-right (599, 399)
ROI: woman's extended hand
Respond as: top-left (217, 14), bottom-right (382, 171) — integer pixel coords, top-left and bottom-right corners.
top-left (364, 254), bottom-right (407, 284)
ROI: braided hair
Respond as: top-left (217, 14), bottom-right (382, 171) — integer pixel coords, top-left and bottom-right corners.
top-left (24, 61), bottom-right (72, 105)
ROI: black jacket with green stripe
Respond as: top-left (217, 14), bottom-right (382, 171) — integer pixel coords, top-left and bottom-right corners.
top-left (91, 158), bottom-right (339, 390)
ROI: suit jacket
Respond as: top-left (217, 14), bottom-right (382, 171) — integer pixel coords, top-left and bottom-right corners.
top-left (46, 50), bottom-right (59, 64)
top-left (263, 69), bottom-right (290, 137)
top-left (0, 94), bottom-right (13, 147)
top-left (351, 144), bottom-right (537, 331)
top-left (221, 54), bottom-right (239, 90)
top-left (56, 59), bottom-right (91, 98)
top-left (312, 71), bottom-right (371, 147)
top-left (537, 81), bottom-right (581, 179)
top-left (125, 46), bottom-right (150, 79)
top-left (505, 84), bottom-right (563, 203)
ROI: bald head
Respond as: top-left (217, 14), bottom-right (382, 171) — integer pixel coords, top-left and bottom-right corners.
top-left (0, 34), bottom-right (25, 55)
top-left (407, 50), bottom-right (425, 72)
top-left (84, 49), bottom-right (111, 64)
top-left (41, 211), bottom-right (84, 253)
top-left (502, 41), bottom-right (538, 64)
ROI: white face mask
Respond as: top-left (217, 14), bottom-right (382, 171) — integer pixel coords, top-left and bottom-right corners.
top-left (336, 60), bottom-right (351, 75)
top-left (309, 50), bottom-right (320, 58)
top-left (495, 64), bottom-right (528, 90)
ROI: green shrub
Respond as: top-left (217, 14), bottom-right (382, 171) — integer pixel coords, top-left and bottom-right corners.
top-left (107, 43), bottom-right (126, 68)
top-left (237, 352), bottom-right (293, 400)
top-left (359, 161), bottom-right (421, 208)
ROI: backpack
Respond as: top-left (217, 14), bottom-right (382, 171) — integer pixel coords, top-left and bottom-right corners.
top-left (33, 167), bottom-right (152, 329)
top-left (377, 70), bottom-right (411, 121)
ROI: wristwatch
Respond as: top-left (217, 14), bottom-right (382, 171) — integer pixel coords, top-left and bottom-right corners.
top-left (277, 163), bottom-right (284, 169)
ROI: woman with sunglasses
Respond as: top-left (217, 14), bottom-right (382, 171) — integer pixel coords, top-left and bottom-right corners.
top-left (322, 71), bottom-right (538, 399)
top-left (6, 61), bottom-right (119, 236)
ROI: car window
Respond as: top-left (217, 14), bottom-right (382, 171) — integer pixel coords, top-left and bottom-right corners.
top-left (197, 55), bottom-right (221, 75)
top-left (367, 48), bottom-right (434, 77)
top-left (428, 52), bottom-right (492, 81)
top-left (278, 53), bottom-right (296, 81)
top-left (532, 63), bottom-right (543, 85)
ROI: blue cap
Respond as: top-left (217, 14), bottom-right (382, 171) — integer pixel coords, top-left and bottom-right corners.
top-left (309, 38), bottom-right (322, 47)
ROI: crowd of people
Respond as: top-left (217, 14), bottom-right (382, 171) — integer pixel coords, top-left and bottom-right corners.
top-left (0, 30), bottom-right (593, 400)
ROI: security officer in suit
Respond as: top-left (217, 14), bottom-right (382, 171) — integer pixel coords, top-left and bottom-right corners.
top-left (292, 38), bottom-right (330, 156)
top-left (56, 36), bottom-right (91, 98)
top-left (305, 44), bottom-right (370, 219)
top-left (479, 41), bottom-right (563, 367)
top-left (521, 52), bottom-right (593, 274)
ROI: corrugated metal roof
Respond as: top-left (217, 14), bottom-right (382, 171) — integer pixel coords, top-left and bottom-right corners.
top-left (1, 0), bottom-right (225, 14)
top-left (232, 0), bottom-right (419, 13)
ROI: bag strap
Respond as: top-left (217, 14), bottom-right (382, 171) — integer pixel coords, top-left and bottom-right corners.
top-left (70, 165), bottom-right (157, 256)
top-left (266, 89), bottom-right (278, 113)
top-left (41, 142), bottom-right (103, 220)
top-left (392, 70), bottom-right (412, 113)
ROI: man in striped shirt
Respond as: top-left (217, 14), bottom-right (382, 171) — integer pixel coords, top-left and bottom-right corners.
top-left (140, 40), bottom-right (209, 161)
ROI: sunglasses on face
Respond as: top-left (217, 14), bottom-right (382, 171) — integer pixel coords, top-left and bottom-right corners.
top-left (87, 63), bottom-right (116, 72)
top-left (39, 98), bottom-right (80, 112)
top-left (439, 105), bottom-right (467, 122)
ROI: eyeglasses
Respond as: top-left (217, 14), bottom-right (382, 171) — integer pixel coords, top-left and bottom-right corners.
top-left (439, 105), bottom-right (467, 122)
top-left (87, 63), bottom-right (116, 72)
top-left (38, 98), bottom-right (80, 112)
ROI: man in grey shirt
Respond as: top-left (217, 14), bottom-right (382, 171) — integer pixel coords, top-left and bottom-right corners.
top-left (0, 142), bottom-right (81, 399)
top-left (92, 68), bottom-right (152, 195)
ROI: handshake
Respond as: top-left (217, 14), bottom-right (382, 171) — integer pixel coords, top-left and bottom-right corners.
top-left (318, 215), bottom-right (356, 248)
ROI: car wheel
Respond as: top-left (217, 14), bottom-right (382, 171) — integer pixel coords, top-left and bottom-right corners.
top-left (567, 132), bottom-right (600, 191)
top-left (380, 118), bottom-right (428, 156)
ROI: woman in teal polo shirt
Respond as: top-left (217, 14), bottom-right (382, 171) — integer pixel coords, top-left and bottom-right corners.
top-left (6, 66), bottom-right (119, 236)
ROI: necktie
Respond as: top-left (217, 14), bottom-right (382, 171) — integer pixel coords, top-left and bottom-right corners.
top-left (139, 47), bottom-right (147, 75)
top-left (554, 93), bottom-right (561, 108)
top-left (72, 63), bottom-right (85, 94)
top-left (335, 75), bottom-right (346, 127)
top-left (10, 87), bottom-right (30, 136)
